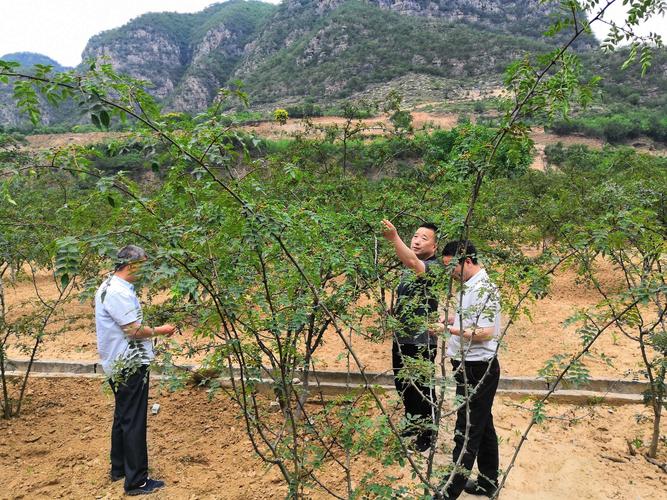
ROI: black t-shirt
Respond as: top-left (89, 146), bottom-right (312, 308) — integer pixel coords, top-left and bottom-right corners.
top-left (394, 257), bottom-right (439, 345)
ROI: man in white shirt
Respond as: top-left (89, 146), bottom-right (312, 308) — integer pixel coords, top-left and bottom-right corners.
top-left (95, 245), bottom-right (175, 496)
top-left (440, 240), bottom-right (501, 500)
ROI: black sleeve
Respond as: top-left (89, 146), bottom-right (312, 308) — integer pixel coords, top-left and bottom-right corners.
top-left (423, 259), bottom-right (441, 274)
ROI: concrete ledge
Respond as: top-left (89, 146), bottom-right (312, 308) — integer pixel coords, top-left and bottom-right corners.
top-left (499, 376), bottom-right (647, 395)
top-left (4, 358), bottom-right (101, 374)
top-left (4, 371), bottom-right (106, 380)
top-left (498, 388), bottom-right (644, 405)
top-left (5, 358), bottom-right (649, 405)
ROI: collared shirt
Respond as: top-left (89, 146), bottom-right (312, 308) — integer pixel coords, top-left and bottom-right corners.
top-left (446, 268), bottom-right (501, 362)
top-left (95, 275), bottom-right (154, 376)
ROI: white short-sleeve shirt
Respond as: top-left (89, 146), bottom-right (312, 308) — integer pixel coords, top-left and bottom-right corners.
top-left (95, 275), bottom-right (154, 375)
top-left (446, 268), bottom-right (501, 362)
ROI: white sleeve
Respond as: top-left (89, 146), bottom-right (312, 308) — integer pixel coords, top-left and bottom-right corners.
top-left (103, 290), bottom-right (141, 327)
top-left (472, 284), bottom-right (500, 328)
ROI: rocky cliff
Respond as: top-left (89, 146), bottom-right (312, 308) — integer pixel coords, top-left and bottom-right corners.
top-left (75, 0), bottom-right (596, 109)
top-left (231, 0), bottom-right (578, 104)
top-left (3, 0), bottom-right (664, 129)
top-left (81, 0), bottom-right (276, 111)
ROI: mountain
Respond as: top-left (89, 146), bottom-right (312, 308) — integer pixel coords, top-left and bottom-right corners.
top-left (81, 0), bottom-right (277, 111)
top-left (1, 0), bottom-right (665, 129)
top-left (0, 52), bottom-right (70, 72)
top-left (78, 0), bottom-right (600, 111)
top-left (233, 0), bottom-right (562, 105)
top-left (0, 53), bottom-right (74, 127)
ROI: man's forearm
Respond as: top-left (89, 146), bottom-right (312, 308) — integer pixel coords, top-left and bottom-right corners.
top-left (390, 237), bottom-right (425, 273)
top-left (451, 325), bottom-right (495, 342)
top-left (122, 322), bottom-right (161, 340)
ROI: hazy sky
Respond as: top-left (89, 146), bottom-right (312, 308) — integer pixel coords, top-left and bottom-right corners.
top-left (0, 0), bottom-right (664, 68)
top-left (0, 0), bottom-right (281, 67)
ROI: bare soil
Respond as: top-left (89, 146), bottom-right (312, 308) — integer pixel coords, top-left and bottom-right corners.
top-left (8, 121), bottom-right (666, 498)
top-left (24, 132), bottom-right (130, 150)
top-left (4, 260), bottom-right (645, 380)
top-left (1, 377), bottom-right (664, 499)
top-left (23, 114), bottom-right (665, 174)
top-left (241, 112), bottom-right (461, 140)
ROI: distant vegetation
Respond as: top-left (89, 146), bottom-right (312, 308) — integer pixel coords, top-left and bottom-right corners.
top-left (1, 0), bottom-right (666, 150)
top-left (0, 52), bottom-right (69, 71)
top-left (546, 48), bottom-right (667, 145)
top-left (548, 108), bottom-right (667, 144)
top-left (241, 1), bottom-right (554, 102)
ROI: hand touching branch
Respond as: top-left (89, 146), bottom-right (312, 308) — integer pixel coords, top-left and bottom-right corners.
top-left (381, 219), bottom-right (425, 273)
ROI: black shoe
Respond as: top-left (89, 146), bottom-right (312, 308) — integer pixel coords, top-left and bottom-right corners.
top-left (437, 479), bottom-right (456, 500)
top-left (411, 430), bottom-right (435, 453)
top-left (400, 427), bottom-right (417, 438)
top-left (110, 471), bottom-right (124, 482)
top-left (413, 436), bottom-right (432, 453)
top-left (126, 478), bottom-right (165, 496)
top-left (464, 478), bottom-right (497, 497)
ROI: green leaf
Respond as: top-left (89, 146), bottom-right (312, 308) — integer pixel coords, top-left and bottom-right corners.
top-left (100, 110), bottom-right (110, 129)
top-left (55, 237), bottom-right (80, 287)
top-left (91, 113), bottom-right (101, 130)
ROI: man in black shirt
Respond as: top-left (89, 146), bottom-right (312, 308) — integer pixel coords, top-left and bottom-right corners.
top-left (382, 219), bottom-right (439, 452)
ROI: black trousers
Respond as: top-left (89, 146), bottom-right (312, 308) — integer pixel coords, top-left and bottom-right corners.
top-left (392, 341), bottom-right (437, 447)
top-left (109, 365), bottom-right (150, 491)
top-left (445, 357), bottom-right (500, 499)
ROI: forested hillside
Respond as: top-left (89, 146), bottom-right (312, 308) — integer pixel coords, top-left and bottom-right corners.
top-left (82, 0), bottom-right (276, 110)
top-left (0, 0), bottom-right (665, 141)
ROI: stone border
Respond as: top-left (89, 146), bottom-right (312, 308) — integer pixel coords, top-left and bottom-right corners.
top-left (5, 358), bottom-right (647, 404)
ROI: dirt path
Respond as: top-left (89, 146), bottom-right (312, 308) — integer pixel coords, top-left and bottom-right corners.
top-left (24, 131), bottom-right (129, 150)
top-left (1, 377), bottom-right (664, 499)
top-left (529, 127), bottom-right (605, 170)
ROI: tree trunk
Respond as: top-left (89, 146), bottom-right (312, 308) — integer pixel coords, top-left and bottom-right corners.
top-left (0, 273), bottom-right (10, 419)
top-left (649, 400), bottom-right (662, 458)
top-left (648, 364), bottom-right (665, 458)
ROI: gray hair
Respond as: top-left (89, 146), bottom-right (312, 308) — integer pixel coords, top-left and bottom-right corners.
top-left (115, 245), bottom-right (147, 270)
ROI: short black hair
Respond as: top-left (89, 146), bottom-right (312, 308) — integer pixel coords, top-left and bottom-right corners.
top-left (441, 240), bottom-right (478, 264)
top-left (418, 222), bottom-right (439, 241)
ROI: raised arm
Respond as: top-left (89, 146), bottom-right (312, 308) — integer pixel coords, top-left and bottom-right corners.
top-left (381, 219), bottom-right (426, 274)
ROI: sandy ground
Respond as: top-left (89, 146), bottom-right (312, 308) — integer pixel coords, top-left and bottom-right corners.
top-left (241, 112), bottom-right (461, 140)
top-left (0, 377), bottom-right (665, 499)
top-left (24, 132), bottom-right (130, 150)
top-left (24, 114), bottom-right (665, 176)
top-left (4, 261), bottom-right (646, 381)
top-left (23, 110), bottom-right (667, 182)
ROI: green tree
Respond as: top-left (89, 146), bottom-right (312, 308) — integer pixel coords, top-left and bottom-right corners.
top-left (1, 0), bottom-right (666, 495)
